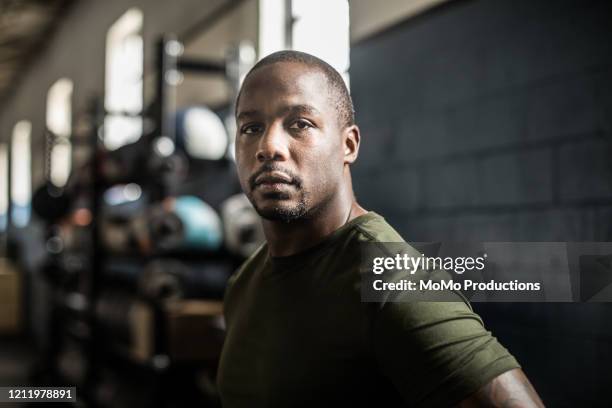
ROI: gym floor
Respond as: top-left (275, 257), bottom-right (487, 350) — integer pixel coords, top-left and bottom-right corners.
top-left (0, 336), bottom-right (34, 407)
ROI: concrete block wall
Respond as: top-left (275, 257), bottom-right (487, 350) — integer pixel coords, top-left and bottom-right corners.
top-left (350, 1), bottom-right (612, 406)
top-left (351, 0), bottom-right (612, 243)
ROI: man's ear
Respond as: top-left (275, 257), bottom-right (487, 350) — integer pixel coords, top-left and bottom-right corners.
top-left (343, 125), bottom-right (360, 165)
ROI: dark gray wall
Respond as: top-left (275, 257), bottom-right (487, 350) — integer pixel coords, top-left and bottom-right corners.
top-left (350, 0), bottom-right (612, 406)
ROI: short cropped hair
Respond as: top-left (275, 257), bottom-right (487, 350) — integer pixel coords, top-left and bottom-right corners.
top-left (236, 50), bottom-right (355, 128)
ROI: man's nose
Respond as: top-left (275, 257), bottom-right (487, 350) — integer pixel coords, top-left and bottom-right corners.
top-left (256, 123), bottom-right (290, 162)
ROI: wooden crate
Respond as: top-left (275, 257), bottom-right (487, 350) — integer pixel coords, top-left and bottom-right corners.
top-left (165, 300), bottom-right (225, 362)
top-left (0, 258), bottom-right (21, 334)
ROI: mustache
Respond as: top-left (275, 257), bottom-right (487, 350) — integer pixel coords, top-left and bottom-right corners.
top-left (248, 163), bottom-right (302, 190)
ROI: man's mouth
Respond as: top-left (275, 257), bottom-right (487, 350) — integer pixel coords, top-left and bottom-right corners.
top-left (252, 171), bottom-right (296, 195)
top-left (254, 171), bottom-right (293, 187)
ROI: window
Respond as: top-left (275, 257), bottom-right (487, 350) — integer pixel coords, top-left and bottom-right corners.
top-left (258, 0), bottom-right (350, 86)
top-left (46, 78), bottom-right (73, 187)
top-left (104, 8), bottom-right (143, 150)
top-left (291, 0), bottom-right (350, 86)
top-left (0, 144), bottom-right (7, 232)
top-left (258, 0), bottom-right (288, 57)
top-left (11, 121), bottom-right (31, 228)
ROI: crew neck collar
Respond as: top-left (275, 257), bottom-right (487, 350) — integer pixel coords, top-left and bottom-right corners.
top-left (265, 211), bottom-right (380, 268)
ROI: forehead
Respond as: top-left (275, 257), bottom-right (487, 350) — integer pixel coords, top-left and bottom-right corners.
top-left (237, 62), bottom-right (333, 116)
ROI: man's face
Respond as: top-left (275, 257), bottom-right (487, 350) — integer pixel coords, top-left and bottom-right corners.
top-left (235, 62), bottom-right (345, 222)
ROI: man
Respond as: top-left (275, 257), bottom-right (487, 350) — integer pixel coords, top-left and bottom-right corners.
top-left (217, 50), bottom-right (544, 407)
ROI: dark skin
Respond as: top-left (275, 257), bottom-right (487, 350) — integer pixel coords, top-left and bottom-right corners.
top-left (235, 61), bottom-right (545, 407)
top-left (235, 61), bottom-right (367, 257)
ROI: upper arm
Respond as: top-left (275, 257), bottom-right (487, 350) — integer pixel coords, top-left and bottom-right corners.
top-left (456, 368), bottom-right (544, 407)
top-left (372, 300), bottom-right (523, 407)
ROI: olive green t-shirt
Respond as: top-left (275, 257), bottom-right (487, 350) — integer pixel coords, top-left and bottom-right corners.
top-left (218, 212), bottom-right (519, 407)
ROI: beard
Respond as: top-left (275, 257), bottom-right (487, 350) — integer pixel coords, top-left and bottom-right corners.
top-left (246, 187), bottom-right (309, 223)
top-left (245, 163), bottom-right (336, 224)
top-left (247, 186), bottom-right (336, 224)
top-left (253, 192), bottom-right (309, 223)
top-left (245, 163), bottom-right (306, 223)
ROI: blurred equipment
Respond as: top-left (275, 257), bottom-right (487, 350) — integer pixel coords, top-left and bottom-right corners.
top-left (221, 194), bottom-right (264, 258)
top-left (138, 261), bottom-right (182, 302)
top-left (150, 195), bottom-right (223, 252)
top-left (32, 183), bottom-right (72, 223)
top-left (139, 259), bottom-right (233, 302)
top-left (30, 33), bottom-right (256, 408)
top-left (95, 291), bottom-right (154, 363)
top-left (176, 106), bottom-right (228, 160)
top-left (100, 184), bottom-right (150, 255)
top-left (99, 137), bottom-right (189, 186)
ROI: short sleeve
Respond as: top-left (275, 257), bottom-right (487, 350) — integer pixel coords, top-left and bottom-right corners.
top-left (371, 299), bottom-right (520, 407)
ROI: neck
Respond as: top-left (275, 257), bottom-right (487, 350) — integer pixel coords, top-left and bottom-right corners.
top-left (262, 174), bottom-right (367, 257)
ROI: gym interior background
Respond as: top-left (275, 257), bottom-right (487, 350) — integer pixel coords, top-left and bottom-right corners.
top-left (0, 0), bottom-right (610, 406)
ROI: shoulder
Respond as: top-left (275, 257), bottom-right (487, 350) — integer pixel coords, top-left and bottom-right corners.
top-left (351, 212), bottom-right (406, 244)
top-left (353, 213), bottom-right (471, 305)
top-left (349, 212), bottom-right (424, 261)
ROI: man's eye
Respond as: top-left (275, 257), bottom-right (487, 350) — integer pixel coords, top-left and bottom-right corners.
top-left (289, 119), bottom-right (313, 130)
top-left (242, 124), bottom-right (263, 134)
